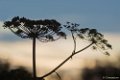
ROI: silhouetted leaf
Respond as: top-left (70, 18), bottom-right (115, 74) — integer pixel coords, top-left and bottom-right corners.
top-left (57, 32), bottom-right (66, 39)
top-left (11, 16), bottom-right (19, 22)
top-left (89, 29), bottom-right (97, 37)
top-left (19, 17), bottom-right (27, 22)
top-left (79, 28), bottom-right (89, 34)
top-left (92, 46), bottom-right (97, 50)
top-left (101, 39), bottom-right (108, 44)
top-left (104, 52), bottom-right (110, 56)
top-left (66, 22), bottom-right (70, 24)
top-left (77, 34), bottom-right (84, 39)
top-left (46, 35), bottom-right (54, 41)
top-left (3, 21), bottom-right (12, 27)
top-left (106, 44), bottom-right (112, 49)
top-left (101, 45), bottom-right (105, 50)
top-left (97, 33), bottom-right (104, 37)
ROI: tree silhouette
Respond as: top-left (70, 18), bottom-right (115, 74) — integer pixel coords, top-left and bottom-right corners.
top-left (3, 17), bottom-right (112, 80)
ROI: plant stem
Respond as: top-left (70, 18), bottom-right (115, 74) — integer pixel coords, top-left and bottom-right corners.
top-left (33, 36), bottom-right (36, 80)
top-left (41, 42), bottom-right (93, 78)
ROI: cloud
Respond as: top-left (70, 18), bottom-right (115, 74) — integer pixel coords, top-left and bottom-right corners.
top-left (0, 33), bottom-right (120, 61)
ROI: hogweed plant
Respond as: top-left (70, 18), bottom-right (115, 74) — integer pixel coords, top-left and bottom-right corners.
top-left (3, 16), bottom-right (112, 80)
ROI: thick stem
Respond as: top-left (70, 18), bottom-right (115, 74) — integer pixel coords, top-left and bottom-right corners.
top-left (33, 36), bottom-right (37, 80)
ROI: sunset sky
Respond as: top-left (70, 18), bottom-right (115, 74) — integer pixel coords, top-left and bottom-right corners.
top-left (0, 0), bottom-right (120, 76)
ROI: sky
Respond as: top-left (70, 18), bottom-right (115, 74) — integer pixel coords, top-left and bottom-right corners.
top-left (0, 0), bottom-right (120, 32)
top-left (0, 0), bottom-right (120, 76)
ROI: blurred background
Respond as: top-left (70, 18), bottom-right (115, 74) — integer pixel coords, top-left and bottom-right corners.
top-left (0, 0), bottom-right (120, 80)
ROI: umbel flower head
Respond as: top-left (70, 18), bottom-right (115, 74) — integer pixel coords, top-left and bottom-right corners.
top-left (3, 16), bottom-right (66, 42)
top-left (64, 22), bottom-right (112, 56)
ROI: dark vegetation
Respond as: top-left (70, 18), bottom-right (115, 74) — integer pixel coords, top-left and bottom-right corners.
top-left (81, 57), bottom-right (120, 80)
top-left (0, 60), bottom-right (32, 80)
top-left (0, 58), bottom-right (120, 80)
top-left (82, 65), bottom-right (120, 80)
top-left (81, 55), bottom-right (120, 80)
top-left (49, 57), bottom-right (120, 80)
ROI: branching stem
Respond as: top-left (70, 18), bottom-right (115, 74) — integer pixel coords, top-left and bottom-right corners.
top-left (71, 31), bottom-right (76, 54)
top-left (40, 42), bottom-right (94, 78)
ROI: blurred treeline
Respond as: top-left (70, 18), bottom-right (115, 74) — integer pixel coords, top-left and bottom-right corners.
top-left (48, 55), bottom-right (120, 80)
top-left (81, 55), bottom-right (120, 80)
top-left (0, 59), bottom-right (32, 80)
top-left (0, 55), bottom-right (120, 80)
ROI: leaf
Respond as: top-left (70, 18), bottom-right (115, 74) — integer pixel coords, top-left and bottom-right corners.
top-left (101, 45), bottom-right (105, 50)
top-left (19, 17), bottom-right (27, 22)
top-left (101, 39), bottom-right (108, 44)
top-left (104, 52), bottom-right (110, 56)
top-left (77, 34), bottom-right (84, 39)
top-left (92, 46), bottom-right (97, 50)
top-left (63, 25), bottom-right (67, 27)
top-left (57, 32), bottom-right (66, 39)
top-left (75, 23), bottom-right (80, 27)
top-left (90, 29), bottom-right (97, 34)
top-left (12, 16), bottom-right (19, 22)
top-left (79, 28), bottom-right (89, 33)
top-left (3, 21), bottom-right (12, 27)
top-left (66, 22), bottom-right (70, 24)
top-left (106, 44), bottom-right (112, 49)
top-left (46, 35), bottom-right (54, 41)
top-left (98, 33), bottom-right (104, 37)
top-left (89, 29), bottom-right (97, 36)
top-left (67, 26), bottom-right (71, 28)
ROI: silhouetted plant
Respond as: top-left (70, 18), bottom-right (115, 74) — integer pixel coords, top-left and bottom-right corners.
top-left (39, 22), bottom-right (112, 80)
top-left (3, 17), bottom-right (112, 80)
top-left (3, 16), bottom-right (66, 80)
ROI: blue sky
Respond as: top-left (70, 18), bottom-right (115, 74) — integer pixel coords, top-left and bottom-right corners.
top-left (0, 0), bottom-right (120, 32)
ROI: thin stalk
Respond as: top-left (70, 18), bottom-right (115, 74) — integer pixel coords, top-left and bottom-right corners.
top-left (71, 31), bottom-right (76, 53)
top-left (41, 42), bottom-right (94, 78)
top-left (33, 36), bottom-right (37, 80)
